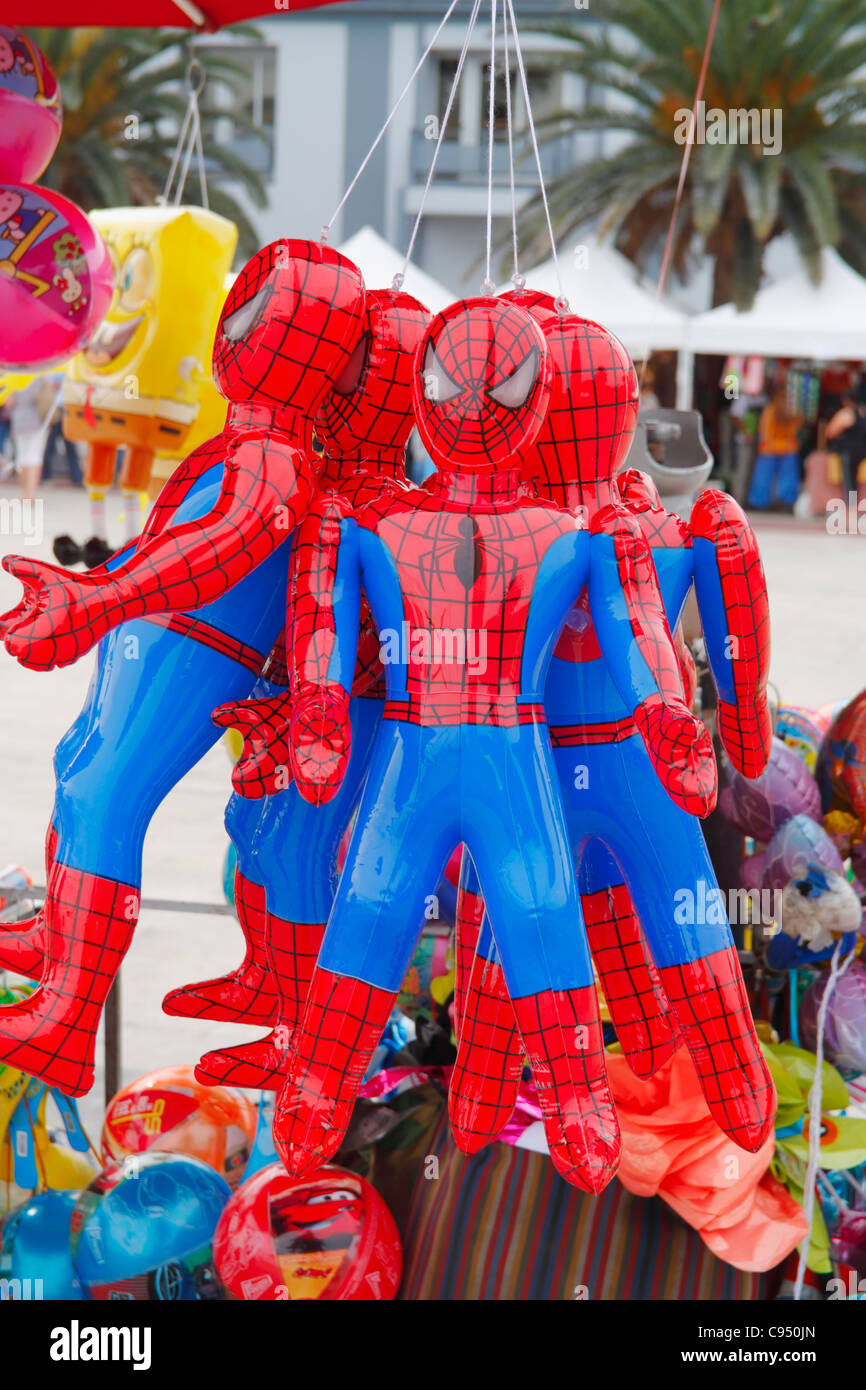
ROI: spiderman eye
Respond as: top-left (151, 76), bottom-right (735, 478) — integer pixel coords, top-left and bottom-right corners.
top-left (488, 350), bottom-right (539, 409)
top-left (332, 333), bottom-right (370, 396)
top-left (423, 341), bottom-right (463, 404)
top-left (222, 285), bottom-right (269, 342)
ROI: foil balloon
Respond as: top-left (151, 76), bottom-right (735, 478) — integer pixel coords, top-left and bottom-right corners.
top-left (257, 296), bottom-right (773, 1192)
top-left (720, 736), bottom-right (821, 842)
top-left (0, 28), bottom-right (61, 183)
top-left (70, 1153), bottom-right (229, 1300)
top-left (816, 687), bottom-right (866, 823)
top-left (0, 183), bottom-right (112, 370)
top-left (762, 813), bottom-right (861, 968)
top-left (799, 960), bottom-right (866, 1074)
top-left (0, 239), bottom-right (366, 1099)
top-left (0, 1189), bottom-right (83, 1299)
top-left (101, 1066), bottom-right (257, 1188)
top-left (213, 1163), bottom-right (401, 1301)
top-left (775, 704), bottom-right (829, 773)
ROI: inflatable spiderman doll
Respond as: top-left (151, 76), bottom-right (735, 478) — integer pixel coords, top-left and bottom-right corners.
top-left (449, 293), bottom-right (776, 1167)
top-left (263, 296), bottom-right (773, 1191)
top-left (0, 239), bottom-right (366, 1094)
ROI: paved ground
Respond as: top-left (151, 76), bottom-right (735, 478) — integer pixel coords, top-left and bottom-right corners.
top-left (0, 480), bottom-right (864, 1140)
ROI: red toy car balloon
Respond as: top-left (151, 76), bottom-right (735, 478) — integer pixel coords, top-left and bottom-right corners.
top-left (0, 27), bottom-right (62, 183)
top-left (101, 1065), bottom-right (258, 1189)
top-left (0, 183), bottom-right (112, 370)
top-left (213, 1162), bottom-right (402, 1300)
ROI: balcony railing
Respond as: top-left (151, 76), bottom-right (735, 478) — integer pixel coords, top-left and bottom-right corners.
top-left (410, 128), bottom-right (579, 184)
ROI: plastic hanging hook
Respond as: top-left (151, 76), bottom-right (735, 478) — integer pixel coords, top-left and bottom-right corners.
top-left (162, 54), bottom-right (210, 209)
top-left (186, 57), bottom-right (207, 97)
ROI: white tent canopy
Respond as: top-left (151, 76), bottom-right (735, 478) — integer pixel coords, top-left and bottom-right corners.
top-left (688, 249), bottom-right (866, 359)
top-left (339, 226), bottom-right (454, 314)
top-left (518, 239), bottom-right (691, 354)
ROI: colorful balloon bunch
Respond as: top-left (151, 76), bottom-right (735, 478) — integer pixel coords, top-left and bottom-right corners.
top-left (0, 236), bottom-right (777, 1193)
top-left (0, 27), bottom-right (112, 372)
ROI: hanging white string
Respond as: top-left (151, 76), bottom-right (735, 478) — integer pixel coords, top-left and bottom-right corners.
top-left (502, 7), bottom-right (522, 289)
top-left (321, 0), bottom-right (464, 244)
top-left (398, 0), bottom-right (484, 285)
top-left (792, 940), bottom-right (857, 1301)
top-left (162, 58), bottom-right (209, 209)
top-left (480, 0), bottom-right (498, 295)
top-left (505, 0), bottom-right (567, 310)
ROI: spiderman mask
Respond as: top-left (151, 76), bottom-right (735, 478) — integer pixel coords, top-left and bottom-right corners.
top-left (316, 288), bottom-right (430, 463)
top-left (412, 297), bottom-right (552, 472)
top-left (505, 290), bottom-right (640, 507)
top-left (212, 239), bottom-right (366, 418)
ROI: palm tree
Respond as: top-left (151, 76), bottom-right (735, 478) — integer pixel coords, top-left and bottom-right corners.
top-left (24, 27), bottom-right (269, 257)
top-left (517, 0), bottom-right (866, 307)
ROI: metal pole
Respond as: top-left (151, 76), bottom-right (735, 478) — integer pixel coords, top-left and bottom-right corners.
top-left (104, 971), bottom-right (121, 1107)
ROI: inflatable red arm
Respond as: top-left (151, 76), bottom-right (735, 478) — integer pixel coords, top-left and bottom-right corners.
top-left (691, 490), bottom-right (772, 779)
top-left (2, 429), bottom-right (314, 670)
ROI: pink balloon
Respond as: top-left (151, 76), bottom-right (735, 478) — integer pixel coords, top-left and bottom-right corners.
top-left (0, 27), bottom-right (62, 183)
top-left (0, 183), bottom-right (112, 370)
top-left (800, 959), bottom-right (866, 1073)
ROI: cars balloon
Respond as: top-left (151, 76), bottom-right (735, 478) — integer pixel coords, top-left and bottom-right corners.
top-left (213, 1163), bottom-right (401, 1300)
top-left (101, 1065), bottom-right (256, 1188)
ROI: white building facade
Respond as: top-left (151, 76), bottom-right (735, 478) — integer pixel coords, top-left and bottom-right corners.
top-left (195, 1), bottom-right (607, 294)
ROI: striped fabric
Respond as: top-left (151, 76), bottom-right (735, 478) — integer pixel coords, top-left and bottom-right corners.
top-left (398, 1110), bottom-right (771, 1301)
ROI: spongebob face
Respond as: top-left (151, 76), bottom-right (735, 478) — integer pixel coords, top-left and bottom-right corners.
top-left (84, 241), bottom-right (155, 371)
top-left (67, 206), bottom-right (237, 412)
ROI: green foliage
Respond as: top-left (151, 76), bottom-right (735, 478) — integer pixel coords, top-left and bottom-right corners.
top-left (518, 0), bottom-right (866, 306)
top-left (24, 26), bottom-right (269, 258)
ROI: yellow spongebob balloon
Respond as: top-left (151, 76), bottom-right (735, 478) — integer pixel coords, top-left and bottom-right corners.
top-left (63, 206), bottom-right (237, 500)
top-left (146, 268), bottom-right (238, 499)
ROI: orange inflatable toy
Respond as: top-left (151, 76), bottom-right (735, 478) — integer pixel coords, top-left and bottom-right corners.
top-left (606, 1047), bottom-right (807, 1273)
top-left (101, 1064), bottom-right (256, 1190)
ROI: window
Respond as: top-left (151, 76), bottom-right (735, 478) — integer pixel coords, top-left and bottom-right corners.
top-left (438, 58), bottom-right (459, 122)
top-left (195, 44), bottom-right (276, 177)
top-left (523, 65), bottom-right (558, 123)
top-left (482, 63), bottom-right (518, 131)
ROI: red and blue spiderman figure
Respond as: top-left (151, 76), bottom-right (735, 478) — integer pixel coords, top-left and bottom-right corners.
top-left (0, 252), bottom-right (775, 1197)
top-left (0, 239), bottom-right (367, 1094)
top-left (254, 295), bottom-right (774, 1190)
top-left (449, 291), bottom-right (775, 1168)
top-left (170, 284), bottom-right (433, 1089)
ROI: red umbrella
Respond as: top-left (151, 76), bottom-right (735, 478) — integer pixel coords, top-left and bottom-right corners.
top-left (5, 0), bottom-right (364, 31)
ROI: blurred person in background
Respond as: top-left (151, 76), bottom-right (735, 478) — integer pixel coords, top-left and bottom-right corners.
top-left (8, 376), bottom-right (56, 502)
top-left (0, 398), bottom-right (11, 462)
top-left (40, 373), bottom-right (83, 487)
top-left (747, 383), bottom-right (803, 511)
top-left (825, 380), bottom-right (866, 499)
